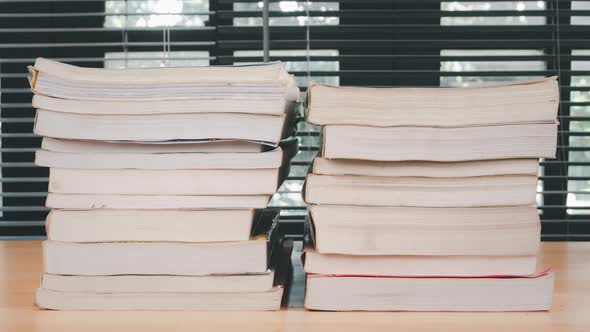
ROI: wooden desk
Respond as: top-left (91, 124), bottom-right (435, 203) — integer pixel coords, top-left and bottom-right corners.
top-left (0, 241), bottom-right (588, 332)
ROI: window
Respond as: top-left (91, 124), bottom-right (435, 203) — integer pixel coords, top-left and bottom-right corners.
top-left (104, 51), bottom-right (210, 68)
top-left (441, 1), bottom-right (547, 26)
top-left (0, 0), bottom-right (588, 240)
top-left (567, 50), bottom-right (590, 214)
top-left (234, 49), bottom-right (339, 86)
top-left (105, 0), bottom-right (209, 28)
top-left (440, 49), bottom-right (546, 87)
top-left (233, 1), bottom-right (338, 26)
top-left (572, 1), bottom-right (590, 25)
top-left (104, 0), bottom-right (211, 68)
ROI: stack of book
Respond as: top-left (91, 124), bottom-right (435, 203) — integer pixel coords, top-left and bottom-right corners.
top-left (302, 78), bottom-right (559, 311)
top-left (29, 58), bottom-right (298, 311)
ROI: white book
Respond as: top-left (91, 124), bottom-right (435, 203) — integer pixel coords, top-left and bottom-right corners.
top-left (306, 77), bottom-right (558, 127)
top-left (34, 109), bottom-right (286, 144)
top-left (43, 240), bottom-right (269, 275)
top-left (46, 209), bottom-right (256, 243)
top-left (29, 58), bottom-right (299, 102)
top-left (304, 271), bottom-right (554, 311)
top-left (45, 193), bottom-right (271, 210)
top-left (33, 94), bottom-right (293, 116)
top-left (322, 123), bottom-right (557, 161)
top-left (42, 137), bottom-right (267, 153)
top-left (35, 147), bottom-right (282, 170)
top-left (303, 251), bottom-right (538, 277)
top-left (35, 288), bottom-right (284, 311)
top-left (40, 272), bottom-right (275, 293)
top-left (308, 205), bottom-right (540, 255)
top-left (304, 174), bottom-right (538, 207)
top-left (48, 168), bottom-right (279, 195)
top-left (312, 158), bottom-right (539, 177)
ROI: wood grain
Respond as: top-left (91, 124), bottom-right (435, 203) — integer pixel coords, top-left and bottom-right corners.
top-left (0, 241), bottom-right (588, 332)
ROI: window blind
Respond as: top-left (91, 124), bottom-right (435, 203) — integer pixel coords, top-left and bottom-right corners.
top-left (0, 0), bottom-right (588, 240)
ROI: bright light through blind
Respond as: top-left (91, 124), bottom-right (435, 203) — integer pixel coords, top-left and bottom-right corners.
top-left (105, 0), bottom-right (209, 27)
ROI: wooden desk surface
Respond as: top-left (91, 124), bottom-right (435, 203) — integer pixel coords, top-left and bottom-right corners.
top-left (0, 241), bottom-right (589, 332)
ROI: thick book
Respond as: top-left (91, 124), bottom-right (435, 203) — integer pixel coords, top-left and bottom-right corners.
top-left (33, 94), bottom-right (294, 116)
top-left (35, 288), bottom-right (285, 311)
top-left (303, 251), bottom-right (538, 277)
top-left (306, 77), bottom-right (558, 126)
top-left (47, 168), bottom-right (280, 195)
top-left (45, 193), bottom-right (271, 210)
top-left (312, 158), bottom-right (539, 177)
top-left (43, 209), bottom-right (280, 276)
top-left (34, 109), bottom-right (289, 145)
top-left (304, 271), bottom-right (554, 311)
top-left (46, 209), bottom-right (262, 243)
top-left (35, 146), bottom-right (283, 169)
top-left (42, 137), bottom-right (268, 153)
top-left (307, 205), bottom-right (540, 256)
top-left (36, 238), bottom-right (294, 311)
top-left (40, 272), bottom-right (275, 293)
top-left (304, 174), bottom-right (538, 207)
top-left (321, 123), bottom-right (557, 161)
top-left (29, 58), bottom-right (299, 102)
top-left (42, 240), bottom-right (272, 276)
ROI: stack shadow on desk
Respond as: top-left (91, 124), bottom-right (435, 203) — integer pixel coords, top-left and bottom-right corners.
top-left (302, 78), bottom-right (560, 311)
top-left (29, 58), bottom-right (298, 310)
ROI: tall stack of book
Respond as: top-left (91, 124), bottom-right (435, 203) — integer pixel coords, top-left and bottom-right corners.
top-left (29, 58), bottom-right (298, 311)
top-left (302, 78), bottom-right (559, 311)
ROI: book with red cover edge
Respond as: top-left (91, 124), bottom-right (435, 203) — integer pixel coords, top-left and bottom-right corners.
top-left (306, 268), bottom-right (552, 279)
